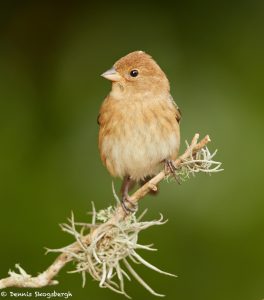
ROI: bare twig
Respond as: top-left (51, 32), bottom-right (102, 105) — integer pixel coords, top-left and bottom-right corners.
top-left (0, 134), bottom-right (220, 293)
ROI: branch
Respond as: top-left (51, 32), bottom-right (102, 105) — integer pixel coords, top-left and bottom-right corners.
top-left (0, 133), bottom-right (220, 294)
top-left (127, 133), bottom-right (211, 207)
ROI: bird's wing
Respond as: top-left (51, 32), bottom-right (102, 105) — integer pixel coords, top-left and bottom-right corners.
top-left (97, 113), bottom-right (101, 125)
top-left (169, 95), bottom-right (182, 123)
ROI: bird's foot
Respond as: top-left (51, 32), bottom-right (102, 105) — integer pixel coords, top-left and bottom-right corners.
top-left (164, 159), bottom-right (181, 184)
top-left (121, 195), bottom-right (138, 214)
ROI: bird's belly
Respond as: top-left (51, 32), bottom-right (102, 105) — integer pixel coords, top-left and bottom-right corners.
top-left (101, 120), bottom-right (179, 180)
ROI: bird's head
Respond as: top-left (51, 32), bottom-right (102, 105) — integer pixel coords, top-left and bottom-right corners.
top-left (101, 51), bottom-right (170, 94)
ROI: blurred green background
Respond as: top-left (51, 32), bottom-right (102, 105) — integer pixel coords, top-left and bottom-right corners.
top-left (0, 1), bottom-right (263, 300)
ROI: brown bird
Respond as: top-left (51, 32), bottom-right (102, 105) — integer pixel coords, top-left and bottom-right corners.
top-left (98, 51), bottom-right (181, 212)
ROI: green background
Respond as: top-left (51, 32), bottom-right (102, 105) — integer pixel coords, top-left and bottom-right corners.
top-left (0, 1), bottom-right (263, 299)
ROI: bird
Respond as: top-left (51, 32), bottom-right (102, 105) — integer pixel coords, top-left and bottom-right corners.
top-left (98, 51), bottom-right (181, 212)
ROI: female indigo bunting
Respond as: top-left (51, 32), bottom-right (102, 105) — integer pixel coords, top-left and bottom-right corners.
top-left (98, 51), bottom-right (181, 212)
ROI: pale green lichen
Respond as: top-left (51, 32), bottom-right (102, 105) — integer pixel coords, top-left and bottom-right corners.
top-left (48, 205), bottom-right (175, 298)
top-left (175, 144), bottom-right (223, 182)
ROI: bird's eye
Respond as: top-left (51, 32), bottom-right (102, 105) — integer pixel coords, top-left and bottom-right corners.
top-left (130, 69), bottom-right (139, 77)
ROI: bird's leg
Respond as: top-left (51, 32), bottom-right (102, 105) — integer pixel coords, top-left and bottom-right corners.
top-left (164, 159), bottom-right (181, 184)
top-left (120, 176), bottom-right (138, 214)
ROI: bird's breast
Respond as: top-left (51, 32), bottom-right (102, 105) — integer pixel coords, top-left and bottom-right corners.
top-left (99, 97), bottom-right (180, 180)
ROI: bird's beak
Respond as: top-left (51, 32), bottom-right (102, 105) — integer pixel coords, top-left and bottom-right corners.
top-left (101, 67), bottom-right (122, 82)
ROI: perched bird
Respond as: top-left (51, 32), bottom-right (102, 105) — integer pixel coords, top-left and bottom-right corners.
top-left (98, 51), bottom-right (181, 212)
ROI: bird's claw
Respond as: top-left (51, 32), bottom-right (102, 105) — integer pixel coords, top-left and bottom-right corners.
top-left (121, 196), bottom-right (138, 214)
top-left (165, 159), bottom-right (181, 184)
